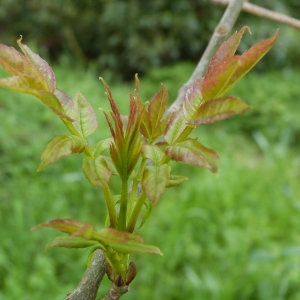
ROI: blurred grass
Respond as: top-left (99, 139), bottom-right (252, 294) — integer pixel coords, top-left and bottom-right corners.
top-left (0, 63), bottom-right (300, 299)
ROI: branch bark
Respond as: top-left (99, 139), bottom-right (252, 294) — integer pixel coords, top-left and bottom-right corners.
top-left (66, 249), bottom-right (106, 300)
top-left (212, 0), bottom-right (300, 30)
top-left (167, 0), bottom-right (248, 115)
top-left (65, 0), bottom-right (247, 299)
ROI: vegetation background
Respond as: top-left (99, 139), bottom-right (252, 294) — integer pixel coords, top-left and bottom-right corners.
top-left (0, 0), bottom-right (300, 299)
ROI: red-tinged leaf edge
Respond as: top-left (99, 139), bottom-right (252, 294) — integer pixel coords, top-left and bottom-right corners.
top-left (188, 96), bottom-right (250, 125)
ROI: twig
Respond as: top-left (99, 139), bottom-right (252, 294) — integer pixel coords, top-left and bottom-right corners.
top-left (66, 249), bottom-right (106, 300)
top-left (167, 0), bottom-right (248, 115)
top-left (212, 0), bottom-right (300, 30)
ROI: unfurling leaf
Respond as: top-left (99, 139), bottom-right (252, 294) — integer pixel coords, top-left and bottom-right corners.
top-left (165, 139), bottom-right (219, 173)
top-left (189, 96), bottom-right (250, 125)
top-left (142, 164), bottom-right (171, 205)
top-left (138, 200), bottom-right (153, 229)
top-left (166, 175), bottom-right (189, 188)
top-left (141, 144), bottom-right (165, 164)
top-left (72, 92), bottom-right (98, 138)
top-left (38, 135), bottom-right (87, 171)
top-left (82, 156), bottom-right (112, 188)
top-left (45, 236), bottom-right (101, 252)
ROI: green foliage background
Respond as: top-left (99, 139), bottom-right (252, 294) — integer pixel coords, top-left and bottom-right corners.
top-left (1, 0), bottom-right (300, 78)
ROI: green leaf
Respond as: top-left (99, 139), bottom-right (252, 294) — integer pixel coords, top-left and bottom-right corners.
top-left (189, 96), bottom-right (250, 125)
top-left (164, 110), bottom-right (188, 145)
top-left (166, 175), bottom-right (189, 188)
top-left (38, 135), bottom-right (88, 171)
top-left (72, 92), bottom-right (98, 138)
top-left (91, 138), bottom-right (113, 157)
top-left (31, 218), bottom-right (86, 234)
top-left (165, 139), bottom-right (219, 173)
top-left (82, 156), bottom-right (112, 188)
top-left (53, 89), bottom-right (75, 120)
top-left (45, 236), bottom-right (101, 252)
top-left (138, 200), bottom-right (153, 229)
top-left (148, 84), bottom-right (169, 135)
top-left (142, 164), bottom-right (171, 205)
top-left (93, 228), bottom-right (163, 255)
top-left (183, 77), bottom-right (204, 121)
top-left (141, 144), bottom-right (165, 164)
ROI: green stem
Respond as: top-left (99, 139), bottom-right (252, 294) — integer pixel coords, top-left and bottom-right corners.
top-left (102, 186), bottom-right (118, 228)
top-left (126, 192), bottom-right (146, 233)
top-left (118, 179), bottom-right (128, 231)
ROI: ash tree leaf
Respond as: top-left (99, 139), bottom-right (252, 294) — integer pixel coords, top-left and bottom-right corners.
top-left (138, 200), bottom-right (153, 229)
top-left (205, 26), bottom-right (250, 78)
top-left (201, 56), bottom-right (240, 101)
top-left (223, 30), bottom-right (279, 94)
top-left (189, 96), bottom-right (250, 125)
top-left (17, 37), bottom-right (56, 92)
top-left (166, 175), bottom-right (189, 188)
top-left (54, 89), bottom-right (75, 120)
top-left (183, 77), bottom-right (204, 121)
top-left (165, 139), bottom-right (219, 173)
top-left (31, 218), bottom-right (86, 234)
top-left (45, 236), bottom-right (101, 252)
top-left (91, 138), bottom-right (113, 157)
top-left (38, 135), bottom-right (88, 171)
top-left (148, 84), bottom-right (169, 136)
top-left (141, 144), bottom-right (165, 164)
top-left (93, 228), bottom-right (163, 255)
top-left (82, 156), bottom-right (112, 188)
top-left (142, 164), bottom-right (171, 205)
top-left (72, 92), bottom-right (98, 138)
top-left (164, 110), bottom-right (189, 145)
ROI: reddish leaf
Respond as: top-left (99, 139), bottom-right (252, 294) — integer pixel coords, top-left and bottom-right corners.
top-left (72, 92), bottom-right (98, 138)
top-left (82, 156), bottom-right (112, 188)
top-left (183, 77), bottom-right (204, 121)
top-left (32, 218), bottom-right (86, 234)
top-left (148, 84), bottom-right (169, 134)
top-left (53, 89), bottom-right (75, 119)
top-left (189, 96), bottom-right (250, 125)
top-left (201, 56), bottom-right (239, 101)
top-left (38, 135), bottom-right (87, 171)
top-left (17, 38), bottom-right (56, 93)
top-left (165, 139), bottom-right (219, 173)
top-left (205, 26), bottom-right (250, 78)
top-left (142, 164), bottom-right (171, 205)
top-left (224, 30), bottom-right (279, 94)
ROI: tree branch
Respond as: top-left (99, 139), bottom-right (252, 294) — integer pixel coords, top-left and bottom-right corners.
top-left (212, 0), bottom-right (300, 30)
top-left (65, 1), bottom-right (247, 299)
top-left (66, 249), bottom-right (106, 300)
top-left (167, 0), bottom-right (248, 115)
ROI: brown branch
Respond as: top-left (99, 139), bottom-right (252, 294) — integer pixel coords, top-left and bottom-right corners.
top-left (212, 0), bottom-right (300, 30)
top-left (167, 0), bottom-right (248, 115)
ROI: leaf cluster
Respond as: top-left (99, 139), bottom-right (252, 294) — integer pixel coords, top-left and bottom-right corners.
top-left (0, 27), bottom-right (278, 283)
